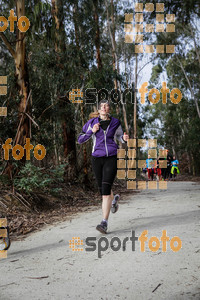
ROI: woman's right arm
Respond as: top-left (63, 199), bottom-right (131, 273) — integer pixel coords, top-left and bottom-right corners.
top-left (77, 121), bottom-right (94, 144)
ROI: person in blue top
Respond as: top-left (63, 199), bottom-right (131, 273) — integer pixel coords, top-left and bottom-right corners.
top-left (146, 155), bottom-right (154, 180)
top-left (171, 155), bottom-right (180, 179)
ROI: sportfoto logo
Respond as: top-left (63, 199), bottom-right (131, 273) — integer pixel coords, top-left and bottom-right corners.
top-left (0, 9), bottom-right (30, 33)
top-left (2, 138), bottom-right (46, 161)
top-left (68, 82), bottom-right (182, 105)
top-left (69, 230), bottom-right (182, 258)
top-left (139, 82), bottom-right (182, 104)
top-left (125, 2), bottom-right (175, 53)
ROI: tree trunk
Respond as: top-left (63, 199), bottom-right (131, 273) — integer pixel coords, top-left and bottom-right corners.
top-left (106, 0), bottom-right (129, 132)
top-left (0, 0), bottom-right (30, 147)
top-left (93, 0), bottom-right (102, 69)
top-left (0, 0), bottom-right (30, 178)
top-left (111, 0), bottom-right (117, 90)
top-left (51, 0), bottom-right (77, 181)
top-left (187, 151), bottom-right (192, 174)
top-left (51, 90), bottom-right (58, 166)
top-left (134, 54), bottom-right (138, 139)
top-left (72, 1), bottom-right (90, 185)
top-left (15, 0), bottom-right (30, 145)
top-left (80, 104), bottom-right (89, 183)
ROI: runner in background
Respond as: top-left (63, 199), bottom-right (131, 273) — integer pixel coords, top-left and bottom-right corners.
top-left (166, 150), bottom-right (173, 180)
top-left (159, 153), bottom-right (166, 180)
top-left (156, 156), bottom-right (162, 181)
top-left (146, 155), bottom-right (154, 180)
top-left (171, 155), bottom-right (180, 180)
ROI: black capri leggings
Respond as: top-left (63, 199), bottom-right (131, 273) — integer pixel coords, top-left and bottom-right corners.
top-left (91, 155), bottom-right (117, 196)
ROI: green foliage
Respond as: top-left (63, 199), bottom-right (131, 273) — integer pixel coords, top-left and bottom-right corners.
top-left (10, 162), bottom-right (67, 196)
top-left (50, 164), bottom-right (66, 183)
top-left (1, 0), bottom-right (200, 186)
top-left (14, 163), bottom-right (52, 194)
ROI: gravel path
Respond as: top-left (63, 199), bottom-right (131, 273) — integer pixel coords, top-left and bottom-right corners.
top-left (0, 181), bottom-right (200, 300)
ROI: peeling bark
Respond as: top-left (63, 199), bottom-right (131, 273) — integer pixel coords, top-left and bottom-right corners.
top-left (15, 0), bottom-right (30, 146)
top-left (0, 0), bottom-right (30, 146)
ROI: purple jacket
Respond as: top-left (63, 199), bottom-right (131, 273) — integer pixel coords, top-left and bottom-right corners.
top-left (77, 116), bottom-right (126, 157)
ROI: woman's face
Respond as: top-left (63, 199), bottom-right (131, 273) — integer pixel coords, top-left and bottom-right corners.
top-left (98, 102), bottom-right (110, 115)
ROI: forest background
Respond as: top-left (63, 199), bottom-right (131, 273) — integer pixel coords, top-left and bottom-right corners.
top-left (0, 0), bottom-right (200, 236)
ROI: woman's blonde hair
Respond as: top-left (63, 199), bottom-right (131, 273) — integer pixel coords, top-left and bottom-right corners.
top-left (89, 111), bottom-right (100, 119)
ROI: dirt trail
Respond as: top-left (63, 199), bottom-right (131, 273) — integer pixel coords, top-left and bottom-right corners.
top-left (0, 181), bottom-right (200, 300)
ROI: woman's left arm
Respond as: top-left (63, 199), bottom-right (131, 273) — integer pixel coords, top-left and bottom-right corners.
top-left (114, 123), bottom-right (129, 143)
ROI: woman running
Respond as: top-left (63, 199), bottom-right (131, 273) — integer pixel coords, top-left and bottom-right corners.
top-left (77, 99), bottom-right (129, 234)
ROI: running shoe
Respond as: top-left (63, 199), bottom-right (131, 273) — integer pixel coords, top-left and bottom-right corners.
top-left (96, 220), bottom-right (107, 234)
top-left (111, 194), bottom-right (120, 213)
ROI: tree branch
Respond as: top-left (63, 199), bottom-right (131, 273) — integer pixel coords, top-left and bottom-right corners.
top-left (189, 25), bottom-right (200, 67)
top-left (10, 36), bottom-right (25, 45)
top-left (176, 54), bottom-right (200, 119)
top-left (0, 32), bottom-right (16, 59)
top-left (137, 58), bottom-right (154, 76)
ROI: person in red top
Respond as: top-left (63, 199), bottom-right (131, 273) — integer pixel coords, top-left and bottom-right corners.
top-left (156, 157), bottom-right (162, 180)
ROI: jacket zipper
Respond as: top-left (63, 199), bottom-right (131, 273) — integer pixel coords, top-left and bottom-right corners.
top-left (103, 124), bottom-right (110, 157)
top-left (104, 130), bottom-right (108, 156)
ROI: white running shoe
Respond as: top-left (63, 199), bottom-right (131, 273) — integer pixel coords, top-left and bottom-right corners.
top-left (111, 194), bottom-right (120, 213)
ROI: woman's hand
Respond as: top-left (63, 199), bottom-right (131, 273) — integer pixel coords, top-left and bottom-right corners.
top-left (123, 132), bottom-right (129, 142)
top-left (92, 123), bottom-right (100, 133)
